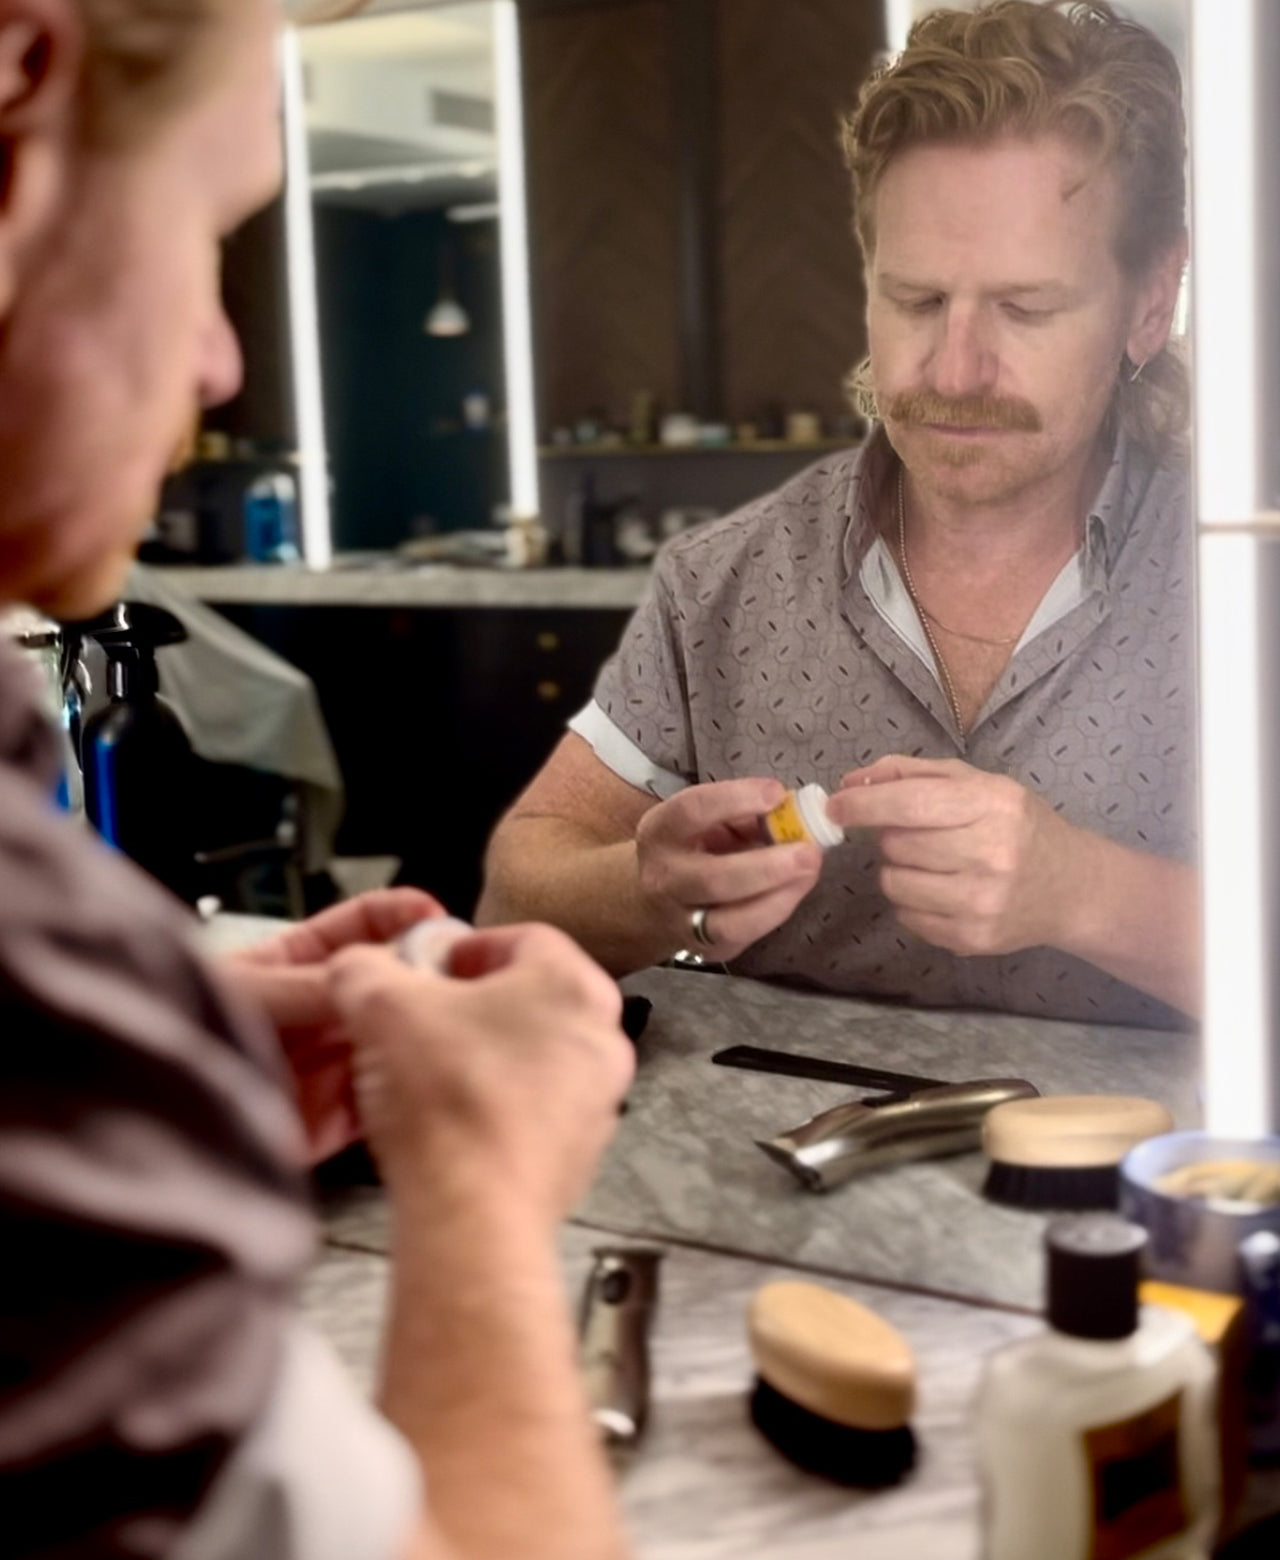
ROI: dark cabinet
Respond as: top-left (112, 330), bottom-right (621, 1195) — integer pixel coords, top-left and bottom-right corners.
top-left (210, 601), bottom-right (630, 916)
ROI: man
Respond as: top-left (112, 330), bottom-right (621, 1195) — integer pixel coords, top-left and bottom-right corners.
top-left (0, 1), bottom-right (633, 1557)
top-left (479, 0), bottom-right (1197, 1027)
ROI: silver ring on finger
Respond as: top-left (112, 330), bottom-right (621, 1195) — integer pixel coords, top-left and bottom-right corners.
top-left (689, 906), bottom-right (716, 947)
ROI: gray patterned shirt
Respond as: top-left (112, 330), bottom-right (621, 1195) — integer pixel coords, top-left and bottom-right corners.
top-left (0, 644), bottom-right (418, 1559)
top-left (573, 426), bottom-right (1195, 1027)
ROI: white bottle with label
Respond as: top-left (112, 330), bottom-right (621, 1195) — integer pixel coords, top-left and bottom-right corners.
top-left (976, 1215), bottom-right (1219, 1560)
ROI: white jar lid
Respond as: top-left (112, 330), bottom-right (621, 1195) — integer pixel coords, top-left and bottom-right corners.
top-left (794, 783), bottom-right (845, 849)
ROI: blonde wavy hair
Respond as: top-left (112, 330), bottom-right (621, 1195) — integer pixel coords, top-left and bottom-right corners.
top-left (842, 0), bottom-right (1189, 460)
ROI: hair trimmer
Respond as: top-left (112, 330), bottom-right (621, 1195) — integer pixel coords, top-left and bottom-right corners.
top-left (578, 1247), bottom-right (664, 1445)
top-left (757, 1078), bottom-right (1039, 1192)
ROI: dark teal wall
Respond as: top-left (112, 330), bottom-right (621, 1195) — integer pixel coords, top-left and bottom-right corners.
top-left (314, 204), bottom-right (507, 551)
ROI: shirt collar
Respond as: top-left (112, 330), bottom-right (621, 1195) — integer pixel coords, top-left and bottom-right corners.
top-left (1084, 429), bottom-right (1151, 585)
top-left (839, 425), bottom-right (897, 587)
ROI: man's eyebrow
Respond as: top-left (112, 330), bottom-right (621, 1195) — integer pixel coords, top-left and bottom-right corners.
top-left (877, 273), bottom-right (942, 291)
top-left (877, 273), bottom-right (1079, 302)
top-left (995, 281), bottom-right (1077, 300)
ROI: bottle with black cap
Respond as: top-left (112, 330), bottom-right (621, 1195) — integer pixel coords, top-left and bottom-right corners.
top-left (78, 602), bottom-right (197, 902)
top-left (976, 1214), bottom-right (1219, 1560)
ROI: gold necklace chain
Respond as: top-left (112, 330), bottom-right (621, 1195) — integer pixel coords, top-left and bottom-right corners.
top-left (895, 469), bottom-right (1022, 647)
top-left (895, 469), bottom-right (966, 733)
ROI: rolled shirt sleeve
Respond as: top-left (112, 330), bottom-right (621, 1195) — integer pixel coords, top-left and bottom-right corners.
top-left (572, 556), bottom-right (697, 796)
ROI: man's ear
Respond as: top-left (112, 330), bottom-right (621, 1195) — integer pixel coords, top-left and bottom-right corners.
top-left (0, 0), bottom-right (82, 315)
top-left (1126, 231), bottom-right (1189, 366)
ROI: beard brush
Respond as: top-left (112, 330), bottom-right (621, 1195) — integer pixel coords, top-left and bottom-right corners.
top-left (981, 1094), bottom-right (1174, 1211)
top-left (747, 1281), bottom-right (916, 1487)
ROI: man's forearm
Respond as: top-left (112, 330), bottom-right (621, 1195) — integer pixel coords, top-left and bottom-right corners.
top-left (380, 1176), bottom-right (630, 1560)
top-left (477, 818), bottom-right (679, 974)
top-left (1057, 833), bottom-right (1200, 1018)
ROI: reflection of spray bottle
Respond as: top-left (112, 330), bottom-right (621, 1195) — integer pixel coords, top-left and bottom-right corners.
top-left (244, 469), bottom-right (300, 563)
top-left (79, 603), bottom-right (197, 901)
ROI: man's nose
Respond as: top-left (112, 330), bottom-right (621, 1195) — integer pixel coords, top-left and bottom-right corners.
top-left (926, 305), bottom-right (997, 399)
top-left (197, 308), bottom-right (245, 410)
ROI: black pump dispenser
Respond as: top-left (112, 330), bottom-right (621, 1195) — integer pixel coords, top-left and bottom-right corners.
top-left (77, 602), bottom-right (197, 901)
top-left (1046, 1214), bottom-right (1147, 1341)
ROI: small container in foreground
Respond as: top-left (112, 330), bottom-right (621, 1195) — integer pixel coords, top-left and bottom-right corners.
top-left (976, 1214), bottom-right (1219, 1560)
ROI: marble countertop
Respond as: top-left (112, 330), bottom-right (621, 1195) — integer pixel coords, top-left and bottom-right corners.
top-left (307, 1222), bottom-right (1037, 1560)
top-left (149, 561), bottom-right (651, 610)
top-left (311, 1197), bottom-right (1280, 1560)
top-left (300, 965), bottom-right (1280, 1556)
top-left (200, 913), bottom-right (1239, 1552)
top-left (324, 965), bottom-right (1200, 1312)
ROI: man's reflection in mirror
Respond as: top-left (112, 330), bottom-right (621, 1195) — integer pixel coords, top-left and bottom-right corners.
top-left (479, 0), bottom-right (1197, 1028)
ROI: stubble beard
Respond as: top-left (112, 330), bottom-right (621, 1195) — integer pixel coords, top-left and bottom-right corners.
top-left (885, 419), bottom-right (1052, 508)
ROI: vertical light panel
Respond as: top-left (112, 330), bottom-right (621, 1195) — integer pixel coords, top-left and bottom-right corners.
top-left (1197, 537), bottom-right (1268, 1136)
top-left (1191, 0), bottom-right (1258, 524)
top-left (494, 0), bottom-right (541, 522)
top-left (883, 0), bottom-right (915, 53)
top-left (280, 28), bottom-right (332, 570)
top-left (1190, 0), bottom-right (1269, 1136)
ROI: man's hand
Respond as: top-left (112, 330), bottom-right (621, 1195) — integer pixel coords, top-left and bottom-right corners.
top-left (634, 778), bottom-right (823, 959)
top-left (221, 887), bottom-right (444, 1162)
top-left (329, 925), bottom-right (634, 1226)
top-left (827, 754), bottom-right (1082, 957)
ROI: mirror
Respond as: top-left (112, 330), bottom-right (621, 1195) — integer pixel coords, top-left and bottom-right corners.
top-left (299, 2), bottom-right (515, 556)
top-left (232, 2), bottom-right (1215, 1311)
top-left (505, 0), bottom-right (1205, 1106)
top-left (274, 0), bottom-right (1202, 1052)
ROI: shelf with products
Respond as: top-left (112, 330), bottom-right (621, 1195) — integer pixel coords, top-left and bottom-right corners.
top-left (539, 438), bottom-right (857, 459)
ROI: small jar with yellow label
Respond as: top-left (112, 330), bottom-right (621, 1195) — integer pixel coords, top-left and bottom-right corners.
top-left (759, 784), bottom-right (844, 849)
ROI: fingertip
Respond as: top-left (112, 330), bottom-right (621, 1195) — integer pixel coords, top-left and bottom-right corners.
top-left (796, 842), bottom-right (824, 875)
top-left (842, 754), bottom-right (908, 788)
top-left (447, 933), bottom-right (503, 980)
top-left (768, 841), bottom-right (823, 881)
top-left (329, 942), bottom-right (404, 991)
top-left (330, 942), bottom-right (370, 972)
top-left (383, 886), bottom-right (449, 925)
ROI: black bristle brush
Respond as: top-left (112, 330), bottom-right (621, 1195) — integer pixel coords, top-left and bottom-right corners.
top-left (747, 1281), bottom-right (917, 1488)
top-left (981, 1095), bottom-right (1174, 1211)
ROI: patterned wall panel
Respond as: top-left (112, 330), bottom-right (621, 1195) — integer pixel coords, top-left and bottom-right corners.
top-left (715, 0), bottom-right (881, 427)
top-left (522, 3), bottom-right (681, 432)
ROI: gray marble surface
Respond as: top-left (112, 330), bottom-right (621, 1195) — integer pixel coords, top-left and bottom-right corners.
top-left (322, 966), bottom-right (1200, 1311)
top-left (303, 971), bottom-right (1280, 1557)
top-left (152, 561), bottom-right (650, 609)
top-left (310, 1216), bottom-right (1280, 1559)
top-left (587, 968), bottom-right (1200, 1311)
top-left (307, 1222), bottom-right (1037, 1560)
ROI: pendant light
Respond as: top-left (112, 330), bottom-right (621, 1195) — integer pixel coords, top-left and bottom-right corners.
top-left (425, 236), bottom-right (471, 337)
